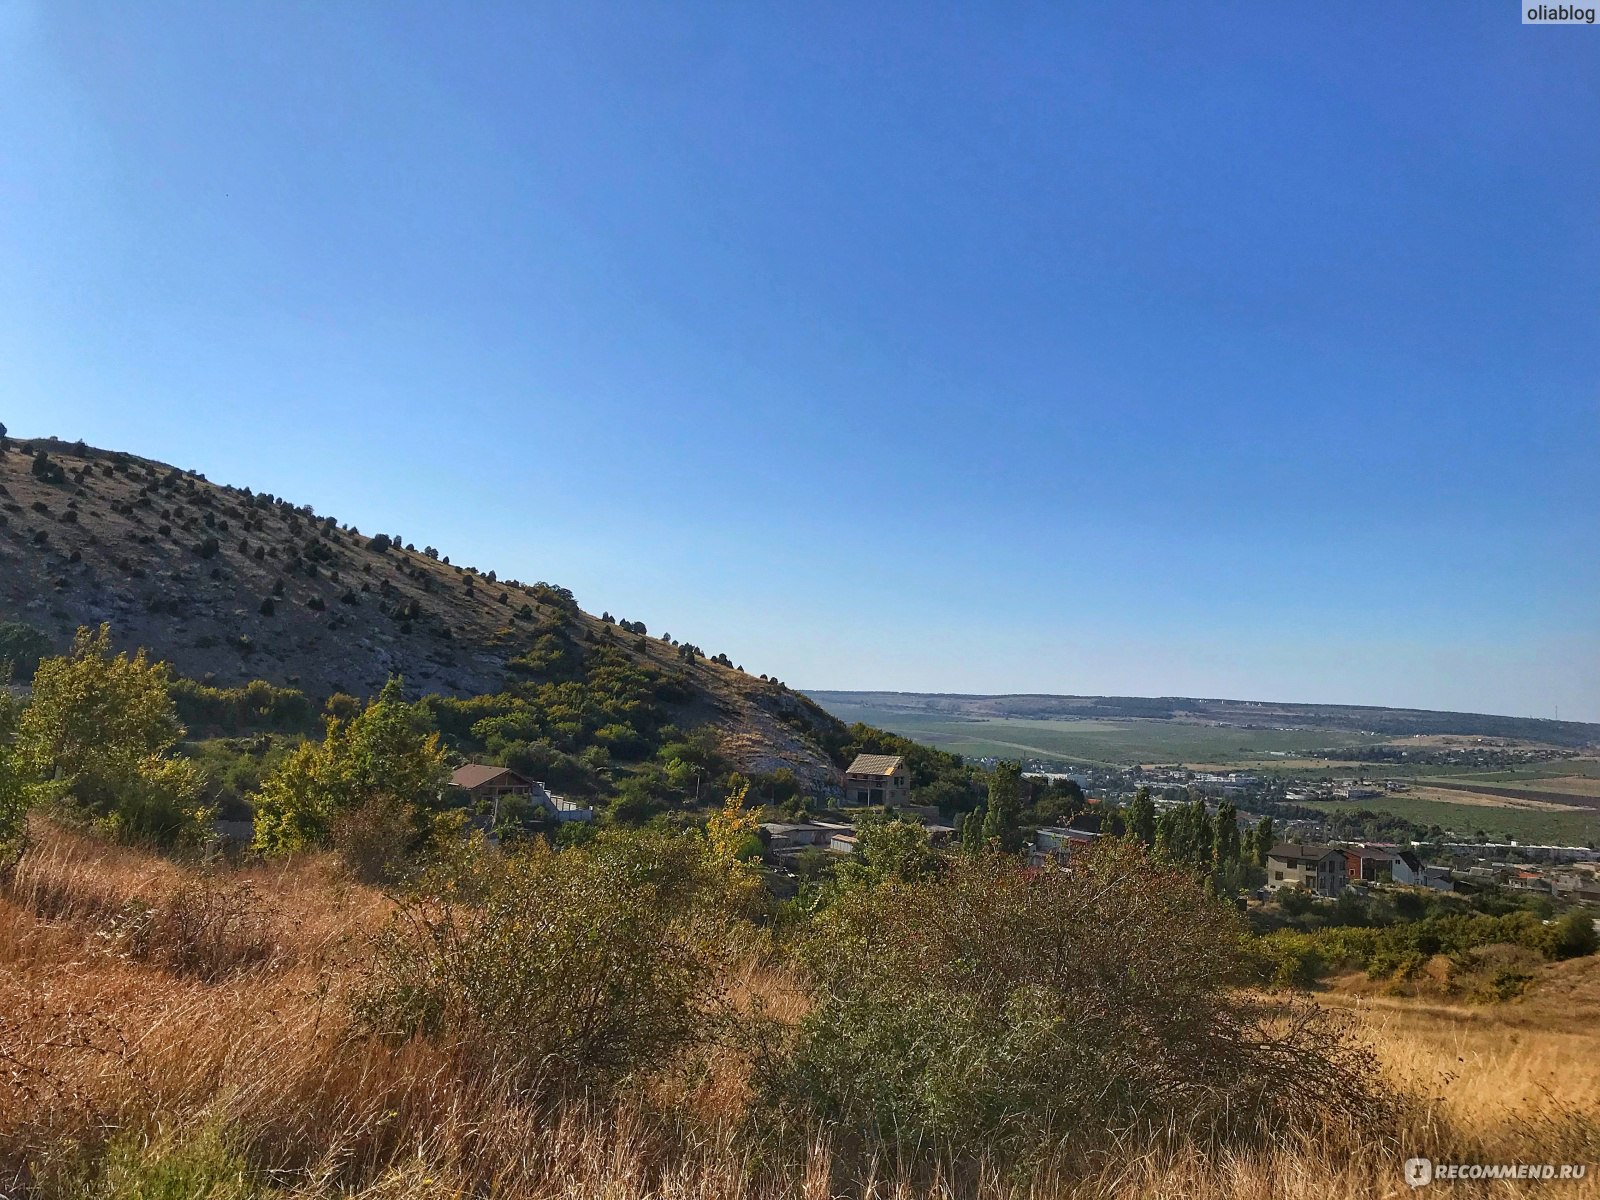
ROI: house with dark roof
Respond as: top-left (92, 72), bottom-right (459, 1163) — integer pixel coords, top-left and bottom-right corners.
top-left (1266, 843), bottom-right (1346, 897)
top-left (1391, 850), bottom-right (1451, 890)
top-left (449, 764), bottom-right (593, 824)
top-left (843, 753), bottom-right (910, 807)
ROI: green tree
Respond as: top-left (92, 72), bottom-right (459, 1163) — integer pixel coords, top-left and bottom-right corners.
top-left (0, 621), bottom-right (52, 684)
top-left (1154, 806), bottom-right (1185, 861)
top-left (18, 625), bottom-right (206, 844)
top-left (1254, 816), bottom-right (1274, 867)
top-left (981, 761), bottom-right (1022, 851)
top-left (1126, 786), bottom-right (1156, 848)
top-left (704, 779), bottom-right (759, 865)
top-left (252, 677), bottom-right (449, 865)
top-left (837, 813), bottom-right (940, 889)
top-left (1212, 800), bottom-right (1241, 867)
top-left (1188, 796), bottom-right (1213, 867)
top-left (961, 802), bottom-right (986, 856)
top-left (1550, 909), bottom-right (1599, 959)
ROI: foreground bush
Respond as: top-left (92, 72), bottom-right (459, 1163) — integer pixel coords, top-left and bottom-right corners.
top-left (356, 831), bottom-right (733, 1095)
top-left (766, 842), bottom-right (1386, 1161)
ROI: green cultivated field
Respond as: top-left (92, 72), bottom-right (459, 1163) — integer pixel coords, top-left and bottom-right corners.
top-left (1318, 796), bottom-right (1599, 847)
top-left (815, 704), bottom-right (1385, 768)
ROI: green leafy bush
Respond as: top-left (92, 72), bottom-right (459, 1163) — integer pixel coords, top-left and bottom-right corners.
top-left (19, 625), bottom-right (209, 845)
top-left (250, 678), bottom-right (450, 861)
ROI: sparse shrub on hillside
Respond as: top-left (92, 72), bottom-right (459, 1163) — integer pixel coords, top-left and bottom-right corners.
top-left (99, 872), bottom-right (277, 981)
top-left (31, 451), bottom-right (66, 483)
top-left (529, 581), bottom-right (578, 614)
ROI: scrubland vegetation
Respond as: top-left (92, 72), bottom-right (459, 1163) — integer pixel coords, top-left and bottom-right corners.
top-left (3, 630), bottom-right (1599, 1197)
top-left (4, 822), bottom-right (1600, 1198)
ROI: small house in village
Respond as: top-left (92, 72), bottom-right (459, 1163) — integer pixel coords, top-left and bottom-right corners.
top-left (1028, 824), bottom-right (1099, 868)
top-left (842, 753), bottom-right (910, 807)
top-left (449, 764), bottom-right (594, 824)
top-left (760, 820), bottom-right (855, 853)
top-left (1266, 843), bottom-right (1347, 897)
top-left (1343, 846), bottom-right (1395, 883)
top-left (1392, 850), bottom-right (1452, 891)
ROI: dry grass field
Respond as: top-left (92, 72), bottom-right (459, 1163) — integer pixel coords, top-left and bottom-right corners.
top-left (2, 824), bottom-right (1596, 1199)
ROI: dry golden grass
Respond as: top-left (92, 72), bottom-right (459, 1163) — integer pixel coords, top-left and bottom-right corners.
top-left (2, 823), bottom-right (1596, 1199)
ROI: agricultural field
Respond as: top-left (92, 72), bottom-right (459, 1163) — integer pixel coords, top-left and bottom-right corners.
top-left (1424, 764), bottom-right (1600, 802)
top-left (810, 704), bottom-right (1386, 768)
top-left (812, 693), bottom-right (1600, 846)
top-left (1316, 795), bottom-right (1599, 847)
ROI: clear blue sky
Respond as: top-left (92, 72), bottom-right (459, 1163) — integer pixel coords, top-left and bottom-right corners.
top-left (3, 2), bottom-right (1596, 720)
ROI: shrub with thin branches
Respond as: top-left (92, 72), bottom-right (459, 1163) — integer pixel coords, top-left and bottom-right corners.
top-left (763, 842), bottom-right (1392, 1161)
top-left (356, 831), bottom-right (731, 1096)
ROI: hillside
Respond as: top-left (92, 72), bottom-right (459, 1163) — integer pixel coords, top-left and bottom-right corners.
top-left (0, 435), bottom-right (843, 784)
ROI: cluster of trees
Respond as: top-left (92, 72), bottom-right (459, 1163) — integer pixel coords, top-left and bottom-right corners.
top-left (1249, 793), bottom-right (1441, 845)
top-left (0, 620), bottom-right (720, 872)
top-left (961, 760), bottom-right (1023, 852)
top-left (249, 678), bottom-right (451, 878)
top-left (607, 728), bottom-right (750, 823)
top-left (427, 642), bottom-right (696, 800)
top-left (1255, 905), bottom-right (1598, 989)
top-left (1121, 787), bottom-right (1271, 895)
top-left (170, 677), bottom-right (318, 735)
